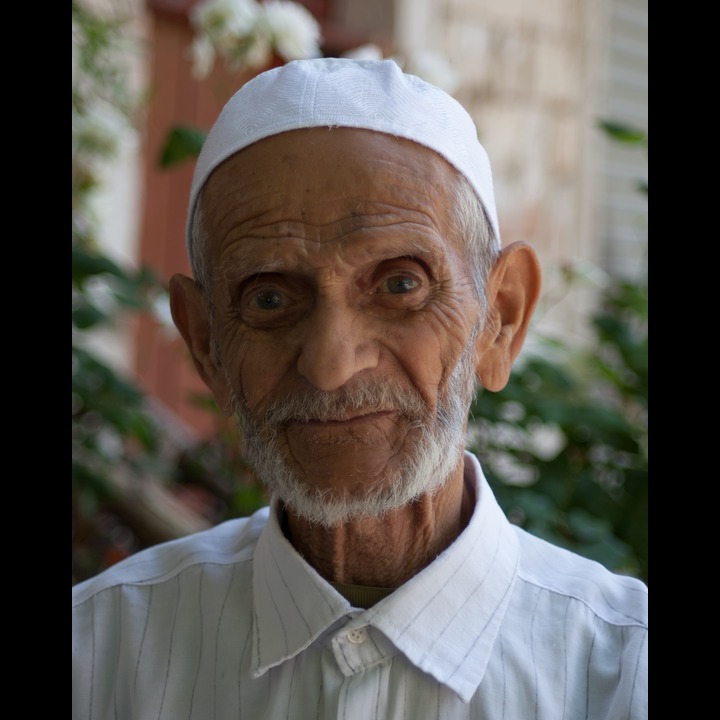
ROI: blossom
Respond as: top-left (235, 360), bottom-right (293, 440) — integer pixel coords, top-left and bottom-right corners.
top-left (191, 0), bottom-right (260, 42)
top-left (188, 0), bottom-right (321, 80)
top-left (190, 0), bottom-right (266, 78)
top-left (261, 0), bottom-right (322, 62)
top-left (189, 35), bottom-right (216, 80)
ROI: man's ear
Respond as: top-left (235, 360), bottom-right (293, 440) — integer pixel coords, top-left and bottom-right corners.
top-left (474, 241), bottom-right (542, 392)
top-left (169, 273), bottom-right (233, 416)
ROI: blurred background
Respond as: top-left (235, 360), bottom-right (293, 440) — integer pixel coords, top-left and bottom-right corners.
top-left (72, 0), bottom-right (648, 584)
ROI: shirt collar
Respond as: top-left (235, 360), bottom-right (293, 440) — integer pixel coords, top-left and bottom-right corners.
top-left (363, 452), bottom-right (520, 701)
top-left (250, 500), bottom-right (351, 678)
top-left (251, 451), bottom-right (519, 702)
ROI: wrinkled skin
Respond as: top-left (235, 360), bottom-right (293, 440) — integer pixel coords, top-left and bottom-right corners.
top-left (170, 128), bottom-right (541, 586)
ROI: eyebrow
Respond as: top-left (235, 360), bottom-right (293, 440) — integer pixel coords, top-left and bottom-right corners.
top-left (218, 256), bottom-right (287, 287)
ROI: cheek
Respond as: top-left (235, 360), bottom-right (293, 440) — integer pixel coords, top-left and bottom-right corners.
top-left (389, 311), bottom-right (476, 403)
top-left (223, 329), bottom-right (297, 412)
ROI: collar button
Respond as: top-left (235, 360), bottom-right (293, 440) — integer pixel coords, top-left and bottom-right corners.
top-left (346, 627), bottom-right (368, 644)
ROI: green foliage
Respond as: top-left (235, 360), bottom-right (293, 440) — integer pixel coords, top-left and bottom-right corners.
top-left (72, 0), bottom-right (161, 464)
top-left (468, 273), bottom-right (648, 582)
top-left (597, 119), bottom-right (648, 147)
top-left (159, 125), bottom-right (209, 167)
top-left (72, 0), bottom-right (175, 581)
top-left (597, 119), bottom-right (648, 195)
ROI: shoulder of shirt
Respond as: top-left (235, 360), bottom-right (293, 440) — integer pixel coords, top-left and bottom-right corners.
top-left (71, 505), bottom-right (270, 606)
top-left (512, 525), bottom-right (648, 629)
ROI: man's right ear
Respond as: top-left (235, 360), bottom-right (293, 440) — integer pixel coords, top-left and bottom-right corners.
top-left (169, 274), bottom-right (233, 416)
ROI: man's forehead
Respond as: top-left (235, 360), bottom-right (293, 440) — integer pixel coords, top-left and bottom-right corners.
top-left (205, 126), bottom-right (455, 190)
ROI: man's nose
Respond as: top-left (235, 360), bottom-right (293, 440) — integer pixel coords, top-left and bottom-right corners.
top-left (296, 300), bottom-right (379, 391)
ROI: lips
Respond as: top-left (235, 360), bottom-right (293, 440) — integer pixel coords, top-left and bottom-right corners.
top-left (290, 410), bottom-right (395, 427)
top-left (283, 410), bottom-right (407, 450)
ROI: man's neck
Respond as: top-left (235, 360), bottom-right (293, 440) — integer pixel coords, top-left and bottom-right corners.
top-left (282, 465), bottom-right (474, 588)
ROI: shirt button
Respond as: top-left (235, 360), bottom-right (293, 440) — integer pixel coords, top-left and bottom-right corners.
top-left (346, 627), bottom-right (368, 644)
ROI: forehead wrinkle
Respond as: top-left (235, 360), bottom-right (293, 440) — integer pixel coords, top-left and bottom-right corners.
top-left (344, 201), bottom-right (446, 236)
top-left (210, 198), bottom-right (289, 246)
top-left (206, 160), bottom-right (452, 237)
top-left (215, 206), bottom-right (444, 252)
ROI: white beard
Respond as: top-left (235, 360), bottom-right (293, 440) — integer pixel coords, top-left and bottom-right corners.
top-left (226, 340), bottom-right (477, 528)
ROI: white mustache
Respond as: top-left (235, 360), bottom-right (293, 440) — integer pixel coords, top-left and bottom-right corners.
top-left (261, 380), bottom-right (429, 428)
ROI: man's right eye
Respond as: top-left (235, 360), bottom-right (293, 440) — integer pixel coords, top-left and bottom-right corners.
top-left (254, 288), bottom-right (284, 310)
top-left (235, 274), bottom-right (306, 327)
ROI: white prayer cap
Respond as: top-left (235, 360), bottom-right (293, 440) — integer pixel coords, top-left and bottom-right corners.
top-left (186, 57), bottom-right (500, 264)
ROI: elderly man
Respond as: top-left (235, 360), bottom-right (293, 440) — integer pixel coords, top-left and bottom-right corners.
top-left (72, 58), bottom-right (647, 719)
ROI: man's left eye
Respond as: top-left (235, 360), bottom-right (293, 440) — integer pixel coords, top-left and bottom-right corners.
top-left (380, 275), bottom-right (419, 294)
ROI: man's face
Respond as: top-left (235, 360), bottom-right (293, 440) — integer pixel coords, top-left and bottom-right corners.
top-left (200, 128), bottom-right (484, 525)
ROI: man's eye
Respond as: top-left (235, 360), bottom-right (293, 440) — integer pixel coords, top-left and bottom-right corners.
top-left (253, 289), bottom-right (284, 310)
top-left (381, 275), bottom-right (419, 294)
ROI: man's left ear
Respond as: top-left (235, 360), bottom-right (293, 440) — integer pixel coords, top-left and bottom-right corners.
top-left (474, 241), bottom-right (542, 392)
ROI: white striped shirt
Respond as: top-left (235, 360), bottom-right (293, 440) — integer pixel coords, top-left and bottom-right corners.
top-left (72, 452), bottom-right (648, 719)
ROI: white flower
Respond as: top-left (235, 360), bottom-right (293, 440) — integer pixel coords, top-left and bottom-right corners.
top-left (189, 35), bottom-right (216, 80)
top-left (190, 0), bottom-right (266, 76)
top-left (526, 422), bottom-right (566, 461)
top-left (189, 0), bottom-right (321, 77)
top-left (191, 0), bottom-right (260, 40)
top-left (488, 451), bottom-right (539, 487)
top-left (239, 32), bottom-right (273, 70)
top-left (262, 0), bottom-right (322, 62)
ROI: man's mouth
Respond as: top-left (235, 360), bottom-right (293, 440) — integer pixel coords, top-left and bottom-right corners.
top-left (288, 410), bottom-right (396, 427)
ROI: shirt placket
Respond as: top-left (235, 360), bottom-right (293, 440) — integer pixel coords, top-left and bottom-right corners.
top-left (328, 620), bottom-right (394, 718)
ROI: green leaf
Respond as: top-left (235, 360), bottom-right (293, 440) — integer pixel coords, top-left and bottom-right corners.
top-left (72, 246), bottom-right (124, 286)
top-left (159, 125), bottom-right (208, 167)
top-left (72, 302), bottom-right (109, 330)
top-left (597, 120), bottom-right (647, 146)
